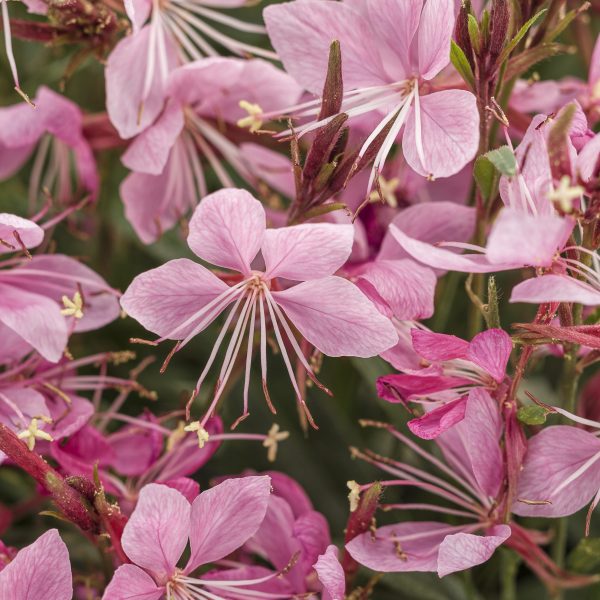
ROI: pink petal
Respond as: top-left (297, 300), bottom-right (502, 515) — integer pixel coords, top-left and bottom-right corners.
top-left (514, 426), bottom-right (600, 517)
top-left (122, 100), bottom-right (184, 175)
top-left (0, 214), bottom-right (44, 254)
top-left (403, 90), bottom-right (479, 178)
top-left (345, 522), bottom-right (451, 572)
top-left (123, 0), bottom-right (152, 31)
top-left (577, 133), bottom-right (600, 183)
top-left (240, 143), bottom-right (295, 197)
top-left (105, 26), bottom-right (178, 139)
top-left (264, 1), bottom-right (385, 94)
top-left (408, 397), bottom-right (468, 439)
top-left (0, 529), bottom-right (72, 600)
top-left (266, 470), bottom-right (314, 518)
top-left (120, 258), bottom-right (229, 339)
top-left (262, 223), bottom-right (353, 280)
top-left (101, 564), bottom-right (163, 600)
top-left (510, 274), bottom-right (600, 306)
top-left (272, 277), bottom-right (398, 357)
top-left (160, 477), bottom-right (200, 503)
top-left (417, 0), bottom-right (455, 79)
top-left (294, 510), bottom-right (331, 570)
top-left (0, 283), bottom-right (67, 362)
top-left (46, 393), bottom-right (93, 440)
top-left (355, 259), bottom-right (436, 320)
top-left (187, 188), bottom-right (265, 275)
top-left (411, 329), bottom-right (469, 361)
top-left (122, 483), bottom-right (190, 578)
top-left (437, 525), bottom-right (511, 577)
top-left (186, 475), bottom-right (272, 571)
top-left (466, 329), bottom-right (512, 382)
top-left (589, 35), bottom-right (600, 86)
top-left (486, 210), bottom-right (574, 267)
top-left (314, 545), bottom-right (345, 600)
top-left (377, 371), bottom-right (472, 402)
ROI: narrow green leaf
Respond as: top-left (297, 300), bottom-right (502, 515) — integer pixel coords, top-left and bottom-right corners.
top-left (299, 202), bottom-right (346, 222)
top-left (517, 405), bottom-right (547, 426)
top-left (467, 14), bottom-right (481, 53)
top-left (568, 538), bottom-right (600, 573)
top-left (450, 40), bottom-right (475, 89)
top-left (498, 8), bottom-right (547, 64)
top-left (473, 155), bottom-right (495, 200)
top-left (505, 43), bottom-right (565, 80)
top-left (485, 145), bottom-right (517, 177)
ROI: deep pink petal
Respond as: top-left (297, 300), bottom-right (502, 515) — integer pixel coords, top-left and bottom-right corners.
top-left (272, 277), bottom-right (398, 357)
top-left (266, 470), bottom-right (314, 518)
top-left (186, 475), bottom-right (271, 571)
top-left (101, 564), bottom-right (163, 600)
top-left (263, 223), bottom-right (353, 281)
top-left (314, 545), bottom-right (345, 600)
top-left (403, 90), bottom-right (479, 178)
top-left (408, 397), bottom-right (468, 439)
top-left (417, 0), bottom-right (454, 79)
top-left (437, 525), bottom-right (511, 577)
top-left (121, 483), bottom-right (190, 577)
top-left (411, 329), bottom-right (469, 361)
top-left (187, 188), bottom-right (265, 274)
top-left (514, 426), bottom-right (600, 517)
top-left (0, 529), bottom-right (72, 600)
top-left (121, 258), bottom-right (229, 339)
top-left (466, 329), bottom-right (512, 382)
top-left (510, 274), bottom-right (600, 306)
top-left (0, 283), bottom-right (67, 362)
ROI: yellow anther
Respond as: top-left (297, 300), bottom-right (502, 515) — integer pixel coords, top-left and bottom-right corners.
top-left (184, 421), bottom-right (210, 448)
top-left (548, 175), bottom-right (584, 213)
top-left (17, 418), bottom-right (53, 451)
top-left (347, 480), bottom-right (361, 512)
top-left (369, 177), bottom-right (400, 208)
top-left (61, 291), bottom-right (84, 319)
top-left (262, 423), bottom-right (289, 462)
top-left (167, 421), bottom-right (187, 451)
top-left (237, 100), bottom-right (264, 133)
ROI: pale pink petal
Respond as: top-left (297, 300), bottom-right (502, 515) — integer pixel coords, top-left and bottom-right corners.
top-left (408, 397), bottom-right (467, 439)
top-left (437, 525), bottom-right (511, 577)
top-left (46, 393), bottom-right (93, 440)
top-left (314, 545), bottom-right (345, 600)
top-left (589, 35), bottom-right (600, 86)
top-left (0, 529), bottom-right (72, 600)
top-left (510, 274), bottom-right (600, 306)
top-left (101, 564), bottom-right (163, 600)
top-left (417, 0), bottom-right (454, 79)
top-left (186, 475), bottom-right (272, 571)
top-left (264, 1), bottom-right (385, 94)
top-left (262, 223), bottom-right (353, 280)
top-left (514, 426), bottom-right (600, 517)
top-left (0, 388), bottom-right (48, 433)
top-left (486, 210), bottom-right (573, 267)
top-left (577, 133), bottom-right (600, 183)
top-left (379, 202), bottom-right (476, 262)
top-left (21, 0), bottom-right (48, 15)
top-left (355, 259), bottom-right (436, 320)
top-left (187, 188), bottom-right (265, 275)
top-left (389, 225), bottom-right (514, 273)
top-left (0, 97), bottom-right (45, 149)
top-left (346, 522), bottom-right (451, 572)
top-left (403, 90), bottom-right (479, 178)
top-left (122, 100), bottom-right (184, 175)
top-left (466, 329), bottom-right (512, 382)
top-left (105, 26), bottom-right (178, 139)
top-left (0, 284), bottom-right (67, 362)
top-left (124, 0), bottom-right (152, 31)
top-left (0, 214), bottom-right (43, 254)
top-left (272, 277), bottom-right (398, 357)
top-left (240, 143), bottom-right (295, 198)
top-left (120, 258), bottom-right (229, 339)
top-left (411, 329), bottom-right (469, 361)
top-left (121, 483), bottom-right (190, 577)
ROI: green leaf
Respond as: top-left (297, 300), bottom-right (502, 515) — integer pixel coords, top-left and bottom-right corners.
top-left (450, 40), bottom-right (475, 89)
top-left (498, 8), bottom-right (547, 64)
top-left (485, 145), bottom-right (517, 177)
top-left (467, 14), bottom-right (481, 53)
top-left (505, 43), bottom-right (565, 80)
top-left (473, 155), bottom-right (496, 200)
top-left (568, 538), bottom-right (600, 573)
top-left (517, 405), bottom-right (547, 425)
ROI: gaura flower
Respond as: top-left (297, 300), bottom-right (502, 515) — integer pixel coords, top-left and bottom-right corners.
top-left (107, 0), bottom-right (276, 139)
top-left (263, 0), bottom-right (479, 189)
top-left (102, 477), bottom-right (275, 599)
top-left (119, 57), bottom-right (301, 243)
top-left (121, 188), bottom-right (398, 428)
top-left (0, 87), bottom-right (99, 204)
top-left (0, 529), bottom-right (72, 600)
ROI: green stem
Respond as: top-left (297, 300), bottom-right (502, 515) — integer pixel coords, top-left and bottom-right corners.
top-left (501, 548), bottom-right (520, 600)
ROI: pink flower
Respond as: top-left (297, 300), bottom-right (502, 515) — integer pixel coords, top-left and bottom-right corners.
top-left (121, 188), bottom-right (398, 428)
top-left (0, 529), bottom-right (72, 600)
top-left (0, 87), bottom-right (99, 203)
top-left (0, 216), bottom-right (120, 363)
top-left (102, 477), bottom-right (275, 599)
top-left (119, 58), bottom-right (302, 243)
top-left (346, 391), bottom-right (511, 577)
top-left (264, 0), bottom-right (480, 188)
